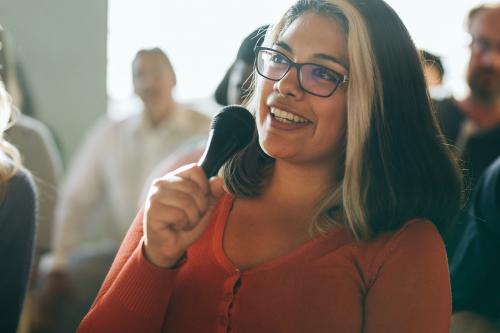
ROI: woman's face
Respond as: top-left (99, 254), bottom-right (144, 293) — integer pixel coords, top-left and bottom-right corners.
top-left (256, 12), bottom-right (349, 170)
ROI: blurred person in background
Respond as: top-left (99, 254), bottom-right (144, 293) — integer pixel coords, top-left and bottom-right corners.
top-left (142, 25), bottom-right (271, 192)
top-left (450, 156), bottom-right (500, 333)
top-left (38, 47), bottom-right (210, 333)
top-left (435, 4), bottom-right (500, 190)
top-left (0, 80), bottom-right (37, 333)
top-left (435, 4), bottom-right (500, 258)
top-left (214, 25), bottom-right (269, 106)
top-left (420, 49), bottom-right (450, 99)
top-left (444, 5), bottom-right (500, 332)
top-left (0, 23), bottom-right (62, 333)
top-left (0, 24), bottom-right (62, 263)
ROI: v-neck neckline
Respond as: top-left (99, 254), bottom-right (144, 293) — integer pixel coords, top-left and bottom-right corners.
top-left (211, 194), bottom-right (347, 276)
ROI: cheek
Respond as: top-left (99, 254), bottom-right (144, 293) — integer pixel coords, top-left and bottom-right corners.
top-left (469, 55), bottom-right (483, 70)
top-left (256, 78), bottom-right (273, 124)
top-left (316, 101), bottom-right (348, 150)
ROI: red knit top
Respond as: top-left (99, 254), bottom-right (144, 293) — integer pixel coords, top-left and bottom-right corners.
top-left (78, 194), bottom-right (451, 333)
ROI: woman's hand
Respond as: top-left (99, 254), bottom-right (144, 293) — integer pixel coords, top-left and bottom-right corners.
top-left (142, 164), bottom-right (225, 268)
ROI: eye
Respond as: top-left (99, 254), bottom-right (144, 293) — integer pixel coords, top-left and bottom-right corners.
top-left (311, 66), bottom-right (341, 83)
top-left (472, 38), bottom-right (491, 52)
top-left (270, 52), bottom-right (289, 65)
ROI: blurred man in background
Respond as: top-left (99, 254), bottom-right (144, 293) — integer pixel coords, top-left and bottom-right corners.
top-left (434, 4), bottom-right (500, 333)
top-left (435, 4), bottom-right (500, 189)
top-left (420, 49), bottom-right (450, 99)
top-left (38, 47), bottom-right (209, 333)
top-left (435, 3), bottom-right (500, 254)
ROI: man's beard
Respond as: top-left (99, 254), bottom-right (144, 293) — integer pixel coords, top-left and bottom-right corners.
top-left (468, 67), bottom-right (500, 102)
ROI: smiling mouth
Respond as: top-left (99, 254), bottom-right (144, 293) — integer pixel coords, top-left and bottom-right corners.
top-left (270, 108), bottom-right (311, 124)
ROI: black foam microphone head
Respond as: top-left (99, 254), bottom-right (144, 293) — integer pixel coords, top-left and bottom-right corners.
top-left (199, 105), bottom-right (255, 178)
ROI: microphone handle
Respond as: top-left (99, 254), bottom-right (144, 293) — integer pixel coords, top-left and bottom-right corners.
top-left (199, 131), bottom-right (240, 178)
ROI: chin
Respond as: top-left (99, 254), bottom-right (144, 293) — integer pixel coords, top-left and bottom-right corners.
top-left (259, 139), bottom-right (298, 161)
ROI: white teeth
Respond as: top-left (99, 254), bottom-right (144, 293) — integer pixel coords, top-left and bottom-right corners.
top-left (270, 108), bottom-right (309, 124)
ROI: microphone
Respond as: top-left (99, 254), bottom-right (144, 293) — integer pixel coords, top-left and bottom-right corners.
top-left (199, 105), bottom-right (255, 178)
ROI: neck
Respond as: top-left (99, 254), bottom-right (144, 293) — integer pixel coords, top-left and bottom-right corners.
top-left (458, 96), bottom-right (500, 129)
top-left (146, 100), bottom-right (176, 127)
top-left (260, 160), bottom-right (338, 213)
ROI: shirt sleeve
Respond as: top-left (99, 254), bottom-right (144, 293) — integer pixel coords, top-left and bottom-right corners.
top-left (363, 220), bottom-right (451, 333)
top-left (77, 208), bottom-right (179, 333)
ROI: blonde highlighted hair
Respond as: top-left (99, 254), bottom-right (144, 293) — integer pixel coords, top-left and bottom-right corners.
top-left (0, 81), bottom-right (21, 198)
top-left (224, 0), bottom-right (462, 240)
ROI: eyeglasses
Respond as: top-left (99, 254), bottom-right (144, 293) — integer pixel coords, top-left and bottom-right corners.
top-left (255, 46), bottom-right (349, 98)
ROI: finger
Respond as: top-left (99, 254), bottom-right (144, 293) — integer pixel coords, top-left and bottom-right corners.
top-left (175, 164), bottom-right (209, 196)
top-left (151, 188), bottom-right (203, 227)
top-left (208, 176), bottom-right (226, 199)
top-left (178, 201), bottom-right (215, 242)
top-left (154, 176), bottom-right (208, 213)
top-left (146, 203), bottom-right (189, 231)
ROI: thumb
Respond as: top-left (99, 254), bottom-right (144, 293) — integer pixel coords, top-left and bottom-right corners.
top-left (208, 176), bottom-right (226, 199)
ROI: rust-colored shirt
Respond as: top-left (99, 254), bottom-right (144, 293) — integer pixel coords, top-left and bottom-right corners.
top-left (78, 194), bottom-right (451, 333)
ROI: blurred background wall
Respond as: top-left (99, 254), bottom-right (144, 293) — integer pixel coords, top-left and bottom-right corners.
top-left (0, 0), bottom-right (107, 163)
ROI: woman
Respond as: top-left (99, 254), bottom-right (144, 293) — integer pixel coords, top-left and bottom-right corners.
top-left (0, 81), bottom-right (37, 332)
top-left (79, 0), bottom-right (462, 332)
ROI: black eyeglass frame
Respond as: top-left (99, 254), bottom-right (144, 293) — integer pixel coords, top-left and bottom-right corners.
top-left (254, 46), bottom-right (349, 98)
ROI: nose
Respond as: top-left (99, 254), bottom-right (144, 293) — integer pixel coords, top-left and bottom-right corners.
top-left (274, 66), bottom-right (304, 98)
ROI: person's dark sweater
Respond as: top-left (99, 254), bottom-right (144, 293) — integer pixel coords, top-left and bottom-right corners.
top-left (434, 97), bottom-right (500, 257)
top-left (0, 169), bottom-right (37, 333)
top-left (451, 157), bottom-right (500, 325)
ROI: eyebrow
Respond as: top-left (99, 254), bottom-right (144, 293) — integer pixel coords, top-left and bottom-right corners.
top-left (275, 40), bottom-right (349, 71)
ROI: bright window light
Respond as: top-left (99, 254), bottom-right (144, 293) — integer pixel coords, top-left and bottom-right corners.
top-left (108, 0), bottom-right (485, 115)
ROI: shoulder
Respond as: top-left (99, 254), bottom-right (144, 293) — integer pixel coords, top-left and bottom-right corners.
top-left (179, 104), bottom-right (211, 119)
top-left (431, 97), bottom-right (464, 143)
top-left (82, 113), bottom-right (139, 143)
top-left (175, 105), bottom-right (211, 130)
top-left (478, 156), bottom-right (500, 192)
top-left (376, 219), bottom-right (444, 261)
top-left (5, 168), bottom-right (37, 201)
top-left (110, 111), bottom-right (142, 127)
top-left (359, 221), bottom-right (452, 332)
top-left (360, 220), bottom-right (446, 285)
top-left (433, 97), bottom-right (460, 114)
top-left (81, 114), bottom-right (115, 138)
top-left (432, 97), bottom-right (463, 124)
top-left (0, 168), bottom-right (37, 220)
top-left (92, 112), bottom-right (143, 131)
top-left (99, 112), bottom-right (137, 132)
top-left (433, 98), bottom-right (463, 120)
top-left (472, 157), bottom-right (500, 226)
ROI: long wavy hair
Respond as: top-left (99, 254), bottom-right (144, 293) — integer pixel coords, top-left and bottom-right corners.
top-left (223, 0), bottom-right (462, 240)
